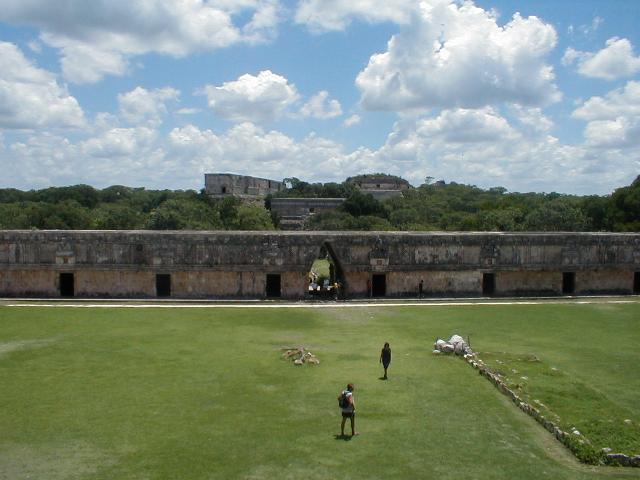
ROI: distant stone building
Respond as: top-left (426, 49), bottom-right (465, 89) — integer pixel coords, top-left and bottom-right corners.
top-left (353, 175), bottom-right (410, 200)
top-left (205, 173), bottom-right (284, 199)
top-left (270, 198), bottom-right (345, 230)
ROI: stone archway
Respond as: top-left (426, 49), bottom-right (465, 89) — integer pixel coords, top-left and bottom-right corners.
top-left (304, 241), bottom-right (346, 298)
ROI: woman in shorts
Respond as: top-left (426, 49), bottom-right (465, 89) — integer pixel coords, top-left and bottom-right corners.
top-left (339, 383), bottom-right (358, 437)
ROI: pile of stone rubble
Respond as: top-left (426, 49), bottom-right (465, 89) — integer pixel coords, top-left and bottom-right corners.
top-left (282, 346), bottom-right (320, 365)
top-left (433, 334), bottom-right (472, 356)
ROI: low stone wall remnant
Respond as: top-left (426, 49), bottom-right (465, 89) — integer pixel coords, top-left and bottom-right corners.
top-left (461, 351), bottom-right (639, 467)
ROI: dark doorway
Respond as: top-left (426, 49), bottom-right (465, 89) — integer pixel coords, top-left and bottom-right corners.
top-left (562, 272), bottom-right (575, 295)
top-left (59, 273), bottom-right (75, 297)
top-left (371, 274), bottom-right (386, 297)
top-left (634, 272), bottom-right (640, 294)
top-left (156, 274), bottom-right (171, 297)
top-left (482, 273), bottom-right (495, 296)
top-left (266, 274), bottom-right (281, 297)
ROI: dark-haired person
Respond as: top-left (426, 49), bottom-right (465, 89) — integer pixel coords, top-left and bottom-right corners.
top-left (380, 342), bottom-right (391, 379)
top-left (338, 383), bottom-right (358, 437)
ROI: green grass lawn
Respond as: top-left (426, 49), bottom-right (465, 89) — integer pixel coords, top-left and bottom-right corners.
top-left (1, 302), bottom-right (639, 480)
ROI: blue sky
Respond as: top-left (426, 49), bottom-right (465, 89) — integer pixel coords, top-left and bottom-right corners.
top-left (0, 0), bottom-right (639, 195)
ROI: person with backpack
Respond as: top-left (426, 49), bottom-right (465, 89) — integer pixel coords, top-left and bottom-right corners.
top-left (380, 342), bottom-right (391, 379)
top-left (338, 383), bottom-right (358, 437)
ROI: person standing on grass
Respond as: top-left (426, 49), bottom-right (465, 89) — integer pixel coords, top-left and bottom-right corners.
top-left (380, 342), bottom-right (391, 379)
top-left (338, 383), bottom-right (358, 437)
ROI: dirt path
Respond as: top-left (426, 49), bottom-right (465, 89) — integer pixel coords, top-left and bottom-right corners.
top-left (1, 296), bottom-right (639, 308)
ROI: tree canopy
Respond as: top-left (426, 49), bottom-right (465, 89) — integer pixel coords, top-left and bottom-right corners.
top-left (0, 175), bottom-right (637, 232)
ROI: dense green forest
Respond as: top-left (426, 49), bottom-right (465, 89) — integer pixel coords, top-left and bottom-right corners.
top-left (0, 174), bottom-right (638, 231)
top-left (0, 186), bottom-right (274, 231)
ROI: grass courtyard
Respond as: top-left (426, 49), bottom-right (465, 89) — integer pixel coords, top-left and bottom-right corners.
top-left (1, 300), bottom-right (639, 479)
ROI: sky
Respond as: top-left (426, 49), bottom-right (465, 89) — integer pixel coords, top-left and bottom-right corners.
top-left (0, 0), bottom-right (639, 195)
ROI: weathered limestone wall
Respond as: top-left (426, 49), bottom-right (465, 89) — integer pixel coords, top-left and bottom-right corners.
top-left (576, 270), bottom-right (634, 294)
top-left (0, 269), bottom-right (57, 297)
top-left (171, 271), bottom-right (279, 298)
top-left (281, 271), bottom-right (307, 298)
top-left (156, 271), bottom-right (307, 298)
top-left (1, 231), bottom-right (638, 299)
top-left (344, 272), bottom-right (369, 297)
top-left (240, 271), bottom-right (261, 297)
top-left (385, 271), bottom-right (482, 296)
top-left (328, 233), bottom-right (640, 273)
top-left (172, 271), bottom-right (242, 298)
top-left (76, 270), bottom-right (155, 297)
top-left (495, 271), bottom-right (561, 296)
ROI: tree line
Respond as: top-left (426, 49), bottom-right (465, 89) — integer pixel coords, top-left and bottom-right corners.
top-left (0, 185), bottom-right (273, 230)
top-left (0, 174), bottom-right (637, 231)
top-left (273, 174), bottom-right (639, 232)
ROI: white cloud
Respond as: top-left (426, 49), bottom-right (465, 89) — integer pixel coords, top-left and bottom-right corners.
top-left (416, 108), bottom-right (516, 143)
top-left (567, 16), bottom-right (604, 38)
top-left (0, 42), bottom-right (85, 129)
top-left (2, 111), bottom-right (638, 194)
top-left (168, 122), bottom-right (348, 180)
top-left (202, 73), bottom-right (344, 124)
top-left (582, 16), bottom-right (604, 36)
top-left (118, 87), bottom-right (180, 127)
top-left (242, 0), bottom-right (281, 43)
top-left (584, 118), bottom-right (640, 149)
top-left (81, 127), bottom-right (157, 158)
top-left (299, 91), bottom-right (342, 119)
top-left (370, 114), bottom-right (636, 194)
top-left (572, 81), bottom-right (640, 121)
top-left (166, 111), bottom-right (638, 194)
top-left (510, 106), bottom-right (554, 137)
top-left (27, 40), bottom-right (42, 53)
top-left (356, 1), bottom-right (560, 111)
top-left (0, 0), bottom-right (283, 84)
top-left (7, 134), bottom-right (81, 186)
top-left (3, 128), bottom-right (179, 189)
top-left (176, 108), bottom-right (201, 116)
top-left (563, 38), bottom-right (640, 80)
top-left (572, 81), bottom-right (640, 149)
top-left (294, 0), bottom-right (416, 32)
top-left (343, 114), bottom-right (362, 127)
top-left (201, 70), bottom-right (299, 123)
top-left (47, 38), bottom-right (130, 85)
top-left (561, 47), bottom-right (581, 66)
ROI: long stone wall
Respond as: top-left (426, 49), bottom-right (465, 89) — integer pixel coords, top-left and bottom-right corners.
top-left (0, 231), bottom-right (638, 299)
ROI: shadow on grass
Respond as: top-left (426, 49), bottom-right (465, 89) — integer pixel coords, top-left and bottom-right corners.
top-left (334, 434), bottom-right (353, 441)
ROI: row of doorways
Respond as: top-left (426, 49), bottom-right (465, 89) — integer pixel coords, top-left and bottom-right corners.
top-left (59, 273), bottom-right (273, 298)
top-left (57, 272), bottom-right (640, 297)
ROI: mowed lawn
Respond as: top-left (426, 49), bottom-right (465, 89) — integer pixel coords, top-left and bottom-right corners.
top-left (1, 302), bottom-right (639, 480)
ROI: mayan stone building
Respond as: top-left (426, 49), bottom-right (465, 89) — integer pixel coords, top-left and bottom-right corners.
top-left (353, 175), bottom-right (410, 200)
top-left (1, 230), bottom-right (638, 299)
top-left (270, 198), bottom-right (346, 230)
top-left (204, 173), bottom-right (284, 199)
